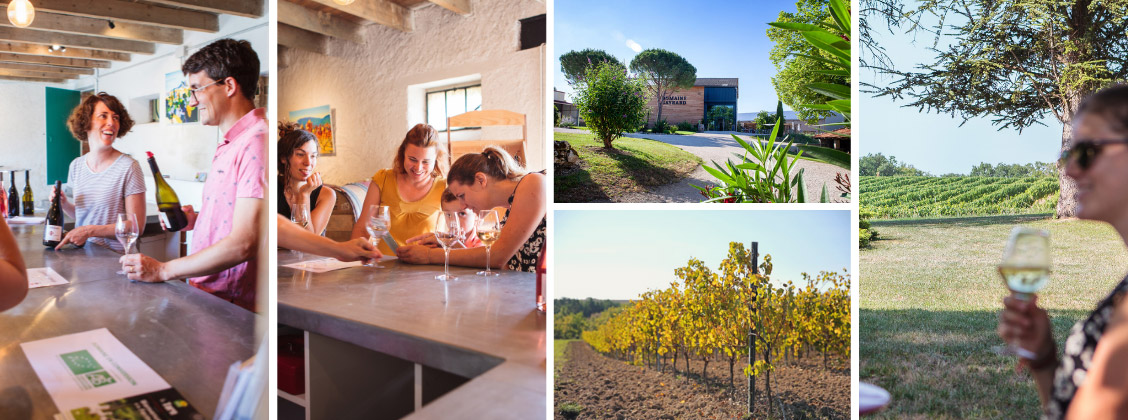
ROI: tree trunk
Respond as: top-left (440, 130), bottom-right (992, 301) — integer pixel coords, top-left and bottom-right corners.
top-left (702, 357), bottom-right (709, 388)
top-left (728, 357), bottom-right (735, 390)
top-left (1056, 116), bottom-right (1078, 218)
top-left (654, 86), bottom-right (665, 127)
top-left (602, 135), bottom-right (615, 149)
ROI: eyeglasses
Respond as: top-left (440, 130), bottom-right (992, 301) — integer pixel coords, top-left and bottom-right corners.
top-left (1059, 139), bottom-right (1128, 171)
top-left (188, 78), bottom-right (225, 102)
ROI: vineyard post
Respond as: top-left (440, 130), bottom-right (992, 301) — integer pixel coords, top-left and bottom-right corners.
top-left (748, 242), bottom-right (759, 414)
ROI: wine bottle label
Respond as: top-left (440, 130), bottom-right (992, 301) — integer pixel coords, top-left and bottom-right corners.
top-left (159, 212), bottom-right (170, 229)
top-left (44, 225), bottom-right (62, 241)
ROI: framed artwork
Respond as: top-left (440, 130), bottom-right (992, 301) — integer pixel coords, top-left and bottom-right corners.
top-left (164, 71), bottom-right (198, 124)
top-left (289, 105), bottom-right (335, 156)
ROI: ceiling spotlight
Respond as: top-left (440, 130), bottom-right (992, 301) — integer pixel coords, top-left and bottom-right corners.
top-left (107, 20), bottom-right (115, 29)
top-left (48, 45), bottom-right (65, 52)
top-left (332, 0), bottom-right (356, 5)
top-left (7, 0), bottom-right (36, 28)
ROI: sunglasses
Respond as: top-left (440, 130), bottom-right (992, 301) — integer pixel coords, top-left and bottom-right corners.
top-left (1059, 139), bottom-right (1128, 170)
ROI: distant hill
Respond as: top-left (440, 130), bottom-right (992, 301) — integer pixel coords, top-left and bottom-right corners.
top-left (295, 114), bottom-right (331, 128)
top-left (554, 297), bottom-right (623, 316)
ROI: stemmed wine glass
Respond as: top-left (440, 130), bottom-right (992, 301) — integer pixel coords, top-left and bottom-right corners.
top-left (434, 211), bottom-right (460, 281)
top-left (365, 205), bottom-right (390, 268)
top-left (994, 226), bottom-right (1051, 359)
top-left (290, 202), bottom-right (311, 260)
top-left (476, 210), bottom-right (500, 276)
top-left (115, 213), bottom-right (139, 275)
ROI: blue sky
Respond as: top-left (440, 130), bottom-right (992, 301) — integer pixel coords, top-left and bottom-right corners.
top-left (861, 11), bottom-right (1064, 175)
top-left (554, 0), bottom-right (802, 115)
top-left (554, 210), bottom-right (851, 300)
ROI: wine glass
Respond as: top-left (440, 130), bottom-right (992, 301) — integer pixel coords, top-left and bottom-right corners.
top-left (365, 205), bottom-right (390, 268)
top-left (434, 211), bottom-right (460, 281)
top-left (290, 202), bottom-right (311, 260)
top-left (115, 213), bottom-right (139, 275)
top-left (994, 226), bottom-right (1051, 359)
top-left (476, 210), bottom-right (500, 276)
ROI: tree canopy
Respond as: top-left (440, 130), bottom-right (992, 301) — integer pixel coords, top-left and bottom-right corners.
top-left (767, 0), bottom-right (849, 122)
top-left (629, 49), bottom-right (696, 126)
top-left (560, 48), bottom-right (624, 85)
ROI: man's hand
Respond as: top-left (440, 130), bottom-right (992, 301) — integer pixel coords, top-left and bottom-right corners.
top-left (119, 253), bottom-right (168, 283)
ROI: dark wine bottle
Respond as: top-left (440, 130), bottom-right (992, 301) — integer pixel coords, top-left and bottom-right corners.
top-left (21, 170), bottom-right (33, 215)
top-left (44, 180), bottom-right (63, 247)
top-left (145, 152), bottom-right (188, 232)
top-left (6, 171), bottom-right (17, 217)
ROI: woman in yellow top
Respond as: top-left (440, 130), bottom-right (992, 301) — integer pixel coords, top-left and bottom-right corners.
top-left (350, 124), bottom-right (447, 255)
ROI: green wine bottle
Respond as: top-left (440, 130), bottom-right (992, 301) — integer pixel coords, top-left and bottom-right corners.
top-left (6, 171), bottom-right (17, 217)
top-left (146, 152), bottom-right (188, 231)
top-left (21, 170), bottom-right (33, 215)
top-left (44, 180), bottom-right (63, 247)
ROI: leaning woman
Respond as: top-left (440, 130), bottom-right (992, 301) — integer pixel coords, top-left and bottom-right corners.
top-left (51, 93), bottom-right (146, 251)
top-left (350, 124), bottom-right (447, 255)
top-left (998, 84), bottom-right (1128, 419)
top-left (278, 122), bottom-right (336, 234)
top-left (398, 146), bottom-right (545, 271)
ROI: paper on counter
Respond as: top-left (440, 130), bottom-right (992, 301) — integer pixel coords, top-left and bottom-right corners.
top-left (282, 257), bottom-right (364, 273)
top-left (6, 216), bottom-right (45, 225)
top-left (22, 328), bottom-right (202, 419)
top-left (28, 267), bottom-right (69, 289)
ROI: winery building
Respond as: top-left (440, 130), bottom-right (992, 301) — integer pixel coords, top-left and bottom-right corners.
top-left (645, 78), bottom-right (738, 128)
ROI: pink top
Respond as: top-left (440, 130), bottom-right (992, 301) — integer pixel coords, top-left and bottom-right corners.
top-left (189, 108), bottom-right (267, 311)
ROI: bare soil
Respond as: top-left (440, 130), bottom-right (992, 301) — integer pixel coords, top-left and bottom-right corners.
top-left (554, 341), bottom-right (849, 420)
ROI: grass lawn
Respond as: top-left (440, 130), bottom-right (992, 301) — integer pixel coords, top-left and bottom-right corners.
top-left (861, 215), bottom-right (1128, 418)
top-left (554, 339), bottom-right (576, 374)
top-left (554, 132), bottom-right (701, 202)
top-left (674, 130), bottom-right (696, 135)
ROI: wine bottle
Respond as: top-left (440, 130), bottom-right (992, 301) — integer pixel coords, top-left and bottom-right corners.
top-left (146, 152), bottom-right (188, 231)
top-left (44, 180), bottom-right (63, 247)
top-left (6, 171), bottom-right (17, 217)
top-left (21, 170), bottom-right (33, 215)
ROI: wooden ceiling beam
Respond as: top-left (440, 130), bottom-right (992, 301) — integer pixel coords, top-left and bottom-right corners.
top-left (0, 61), bottom-right (94, 75)
top-left (142, 0), bottom-right (264, 19)
top-left (304, 0), bottom-right (412, 32)
top-left (278, 1), bottom-right (363, 44)
top-left (0, 8), bottom-right (183, 44)
top-left (429, 0), bottom-right (471, 16)
top-left (0, 68), bottom-right (78, 79)
top-left (0, 42), bottom-right (130, 61)
top-left (26, 0), bottom-right (219, 33)
top-left (278, 23), bottom-right (328, 55)
top-left (0, 27), bottom-right (154, 54)
top-left (0, 52), bottom-right (110, 68)
top-left (0, 75), bottom-right (66, 83)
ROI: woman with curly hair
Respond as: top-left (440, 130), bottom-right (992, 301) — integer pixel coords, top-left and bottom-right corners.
top-left (278, 122), bottom-right (336, 234)
top-left (50, 93), bottom-right (146, 251)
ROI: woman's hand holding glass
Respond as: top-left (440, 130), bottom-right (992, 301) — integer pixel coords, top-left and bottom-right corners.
top-left (998, 294), bottom-right (1056, 365)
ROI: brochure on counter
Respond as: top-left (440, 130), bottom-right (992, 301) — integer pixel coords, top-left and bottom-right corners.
top-left (28, 267), bottom-right (68, 289)
top-left (20, 328), bottom-right (203, 420)
top-left (282, 257), bottom-right (366, 273)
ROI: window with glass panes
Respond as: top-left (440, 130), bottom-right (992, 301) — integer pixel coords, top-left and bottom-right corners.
top-left (426, 85), bottom-right (482, 131)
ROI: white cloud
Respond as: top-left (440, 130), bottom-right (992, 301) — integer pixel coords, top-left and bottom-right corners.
top-left (625, 39), bottom-right (642, 53)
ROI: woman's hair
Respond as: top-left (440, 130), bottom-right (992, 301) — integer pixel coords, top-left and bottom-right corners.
top-left (67, 93), bottom-right (134, 142)
top-left (1077, 84), bottom-right (1128, 136)
top-left (448, 146), bottom-right (527, 185)
top-left (441, 189), bottom-right (458, 203)
top-left (278, 121), bottom-right (318, 180)
top-left (393, 124), bottom-right (447, 178)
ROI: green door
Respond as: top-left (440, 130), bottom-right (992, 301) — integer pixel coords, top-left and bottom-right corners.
top-left (45, 87), bottom-right (81, 185)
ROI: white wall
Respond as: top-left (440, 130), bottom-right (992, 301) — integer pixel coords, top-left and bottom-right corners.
top-left (279, 0), bottom-right (547, 186)
top-left (0, 81), bottom-right (56, 205)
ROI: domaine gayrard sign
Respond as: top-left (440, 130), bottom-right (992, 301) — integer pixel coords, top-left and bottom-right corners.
top-left (661, 95), bottom-right (687, 105)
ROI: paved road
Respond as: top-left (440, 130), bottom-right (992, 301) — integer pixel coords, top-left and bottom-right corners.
top-left (556, 128), bottom-right (846, 203)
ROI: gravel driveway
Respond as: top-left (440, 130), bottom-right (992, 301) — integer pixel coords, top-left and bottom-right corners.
top-left (556, 128), bottom-right (847, 203)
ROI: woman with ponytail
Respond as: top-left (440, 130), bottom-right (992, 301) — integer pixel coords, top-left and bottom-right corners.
top-left (397, 146), bottom-right (545, 271)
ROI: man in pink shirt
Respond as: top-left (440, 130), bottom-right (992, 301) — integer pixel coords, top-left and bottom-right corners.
top-left (121, 39), bottom-right (265, 312)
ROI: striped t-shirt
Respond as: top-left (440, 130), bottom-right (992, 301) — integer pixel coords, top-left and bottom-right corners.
top-left (68, 153), bottom-right (146, 252)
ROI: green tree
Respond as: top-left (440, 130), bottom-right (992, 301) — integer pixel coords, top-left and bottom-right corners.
top-left (629, 49), bottom-right (697, 126)
top-left (559, 48), bottom-right (623, 85)
top-left (573, 62), bottom-right (650, 149)
top-left (863, 0), bottom-right (1128, 217)
top-left (775, 101), bottom-right (786, 136)
top-left (767, 0), bottom-right (849, 122)
top-left (753, 111), bottom-right (773, 130)
top-left (707, 106), bottom-right (735, 130)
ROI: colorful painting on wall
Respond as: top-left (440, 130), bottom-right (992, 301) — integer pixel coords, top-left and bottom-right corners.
top-left (164, 71), bottom-right (198, 124)
top-left (289, 105), bottom-right (335, 156)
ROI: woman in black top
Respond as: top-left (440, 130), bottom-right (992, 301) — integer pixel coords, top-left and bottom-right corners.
top-left (999, 84), bottom-right (1128, 419)
top-left (278, 122), bottom-right (336, 234)
top-left (398, 146), bottom-right (545, 272)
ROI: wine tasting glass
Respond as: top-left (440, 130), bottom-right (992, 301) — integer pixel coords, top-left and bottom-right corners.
top-left (434, 211), bottom-right (460, 281)
top-left (365, 205), bottom-right (390, 267)
top-left (115, 213), bottom-right (139, 275)
top-left (994, 226), bottom-right (1051, 359)
top-left (290, 202), bottom-right (311, 260)
top-left (476, 210), bottom-right (500, 277)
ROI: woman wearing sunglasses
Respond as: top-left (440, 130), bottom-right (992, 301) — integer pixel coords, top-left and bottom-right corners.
top-left (998, 84), bottom-right (1128, 419)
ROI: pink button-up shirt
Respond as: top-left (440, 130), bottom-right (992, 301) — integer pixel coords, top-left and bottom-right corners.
top-left (189, 108), bottom-right (266, 311)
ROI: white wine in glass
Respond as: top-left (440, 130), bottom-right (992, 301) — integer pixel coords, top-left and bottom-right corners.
top-left (115, 213), bottom-right (139, 276)
top-left (995, 226), bottom-right (1051, 359)
top-left (476, 210), bottom-right (500, 276)
top-left (365, 205), bottom-right (390, 268)
top-left (434, 211), bottom-right (459, 281)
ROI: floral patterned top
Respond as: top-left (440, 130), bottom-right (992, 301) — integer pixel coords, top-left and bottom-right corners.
top-left (1044, 274), bottom-right (1128, 419)
top-left (503, 171), bottom-right (546, 272)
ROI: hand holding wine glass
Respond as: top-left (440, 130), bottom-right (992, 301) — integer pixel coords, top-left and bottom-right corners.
top-left (434, 211), bottom-right (459, 281)
top-left (995, 226), bottom-right (1051, 360)
top-left (476, 210), bottom-right (500, 277)
top-left (115, 213), bottom-right (139, 276)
